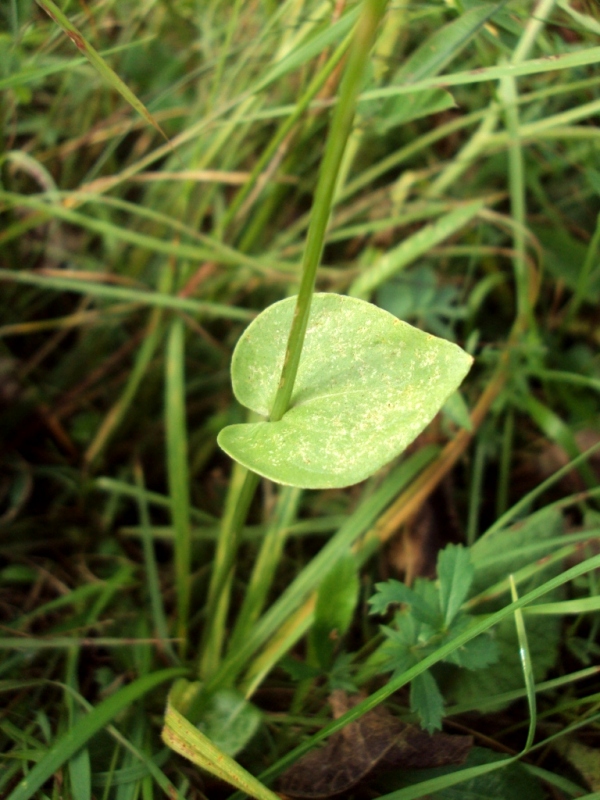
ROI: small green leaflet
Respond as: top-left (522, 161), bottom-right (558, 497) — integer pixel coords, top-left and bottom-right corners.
top-left (368, 544), bottom-right (499, 733)
top-left (438, 544), bottom-right (474, 627)
top-left (411, 670), bottom-right (446, 733)
top-left (368, 579), bottom-right (440, 627)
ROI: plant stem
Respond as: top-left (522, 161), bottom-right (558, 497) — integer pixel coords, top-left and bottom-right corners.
top-left (269, 0), bottom-right (388, 422)
top-left (165, 315), bottom-right (192, 658)
top-left (197, 0), bottom-right (386, 684)
top-left (199, 463), bottom-right (260, 679)
top-left (227, 485), bottom-right (301, 653)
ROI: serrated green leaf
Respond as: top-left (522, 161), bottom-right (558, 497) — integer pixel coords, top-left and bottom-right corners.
top-left (376, 265), bottom-right (466, 341)
top-left (412, 577), bottom-right (443, 618)
top-left (311, 553), bottom-right (359, 669)
top-left (438, 545), bottom-right (474, 627)
top-left (328, 652), bottom-right (359, 693)
top-left (378, 624), bottom-right (419, 677)
top-left (369, 579), bottom-right (439, 626)
top-left (197, 690), bottom-right (262, 758)
top-left (218, 294), bottom-right (472, 489)
top-left (446, 508), bottom-right (565, 709)
top-left (410, 670), bottom-right (445, 733)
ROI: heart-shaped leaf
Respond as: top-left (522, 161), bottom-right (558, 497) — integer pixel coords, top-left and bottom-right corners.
top-left (218, 293), bottom-right (472, 488)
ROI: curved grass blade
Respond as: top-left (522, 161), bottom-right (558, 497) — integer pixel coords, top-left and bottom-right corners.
top-left (359, 46), bottom-right (600, 101)
top-left (510, 576), bottom-right (536, 752)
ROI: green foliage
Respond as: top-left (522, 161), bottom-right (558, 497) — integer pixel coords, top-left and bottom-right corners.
top-left (438, 544), bottom-right (475, 626)
top-left (310, 553), bottom-right (360, 670)
top-left (218, 293), bottom-right (472, 488)
top-left (444, 509), bottom-right (566, 708)
top-left (369, 545), bottom-right (498, 732)
top-left (371, 3), bottom-right (502, 133)
top-left (377, 265), bottom-right (467, 340)
top-left (3, 0), bottom-right (600, 797)
top-left (197, 690), bottom-right (262, 758)
top-left (410, 670), bottom-right (446, 734)
top-left (369, 580), bottom-right (441, 627)
top-left (382, 747), bottom-right (546, 799)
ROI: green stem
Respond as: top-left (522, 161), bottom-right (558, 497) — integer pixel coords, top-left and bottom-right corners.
top-left (199, 463), bottom-right (260, 679)
top-left (228, 486), bottom-right (301, 652)
top-left (197, 0), bottom-right (387, 686)
top-left (165, 316), bottom-right (192, 658)
top-left (269, 0), bottom-right (388, 422)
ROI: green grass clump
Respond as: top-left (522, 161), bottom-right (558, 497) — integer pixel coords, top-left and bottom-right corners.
top-left (1, 0), bottom-right (600, 798)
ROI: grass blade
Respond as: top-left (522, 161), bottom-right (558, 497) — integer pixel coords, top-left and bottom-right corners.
top-left (6, 668), bottom-right (186, 800)
top-left (510, 575), bottom-right (537, 752)
top-left (359, 46), bottom-right (600, 100)
top-left (0, 268), bottom-right (254, 322)
top-left (349, 200), bottom-right (484, 298)
top-left (165, 317), bottom-right (192, 657)
top-left (134, 461), bottom-right (179, 664)
top-left (162, 701), bottom-right (280, 800)
top-left (34, 0), bottom-right (168, 142)
top-left (199, 464), bottom-right (261, 679)
top-left (84, 301), bottom-right (167, 467)
top-left (247, 549), bottom-right (600, 789)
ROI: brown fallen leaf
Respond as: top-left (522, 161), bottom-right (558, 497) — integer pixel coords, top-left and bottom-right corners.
top-left (278, 691), bottom-right (472, 799)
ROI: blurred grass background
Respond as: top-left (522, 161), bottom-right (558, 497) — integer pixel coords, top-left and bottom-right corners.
top-left (1, 0), bottom-right (600, 797)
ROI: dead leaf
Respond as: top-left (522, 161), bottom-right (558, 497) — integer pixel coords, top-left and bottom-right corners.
top-left (278, 691), bottom-right (472, 798)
